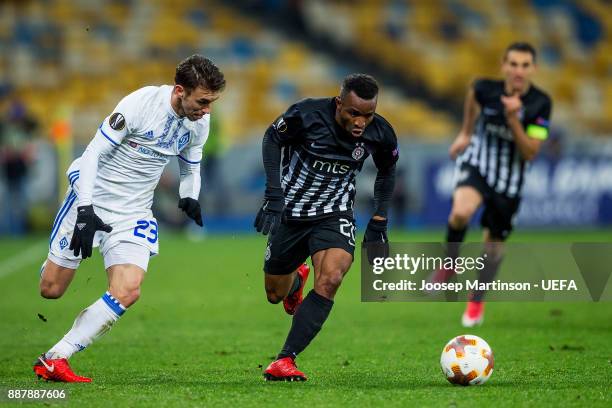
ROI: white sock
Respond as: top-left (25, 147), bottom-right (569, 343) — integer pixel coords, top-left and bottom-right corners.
top-left (46, 292), bottom-right (126, 359)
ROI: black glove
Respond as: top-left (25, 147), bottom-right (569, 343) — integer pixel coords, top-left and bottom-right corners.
top-left (363, 218), bottom-right (389, 264)
top-left (254, 189), bottom-right (286, 236)
top-left (69, 205), bottom-right (113, 259)
top-left (178, 197), bottom-right (203, 226)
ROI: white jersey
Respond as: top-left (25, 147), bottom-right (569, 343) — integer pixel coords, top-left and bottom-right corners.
top-left (73, 85), bottom-right (208, 214)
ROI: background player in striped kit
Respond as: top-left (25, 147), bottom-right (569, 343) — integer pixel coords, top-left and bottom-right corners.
top-left (33, 55), bottom-right (225, 382)
top-left (254, 74), bottom-right (399, 381)
top-left (435, 42), bottom-right (552, 326)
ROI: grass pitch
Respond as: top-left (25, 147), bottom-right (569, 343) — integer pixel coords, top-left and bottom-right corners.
top-left (0, 230), bottom-right (610, 407)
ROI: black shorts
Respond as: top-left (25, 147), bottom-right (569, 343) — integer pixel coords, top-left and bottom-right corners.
top-left (263, 214), bottom-right (356, 275)
top-left (455, 163), bottom-right (521, 241)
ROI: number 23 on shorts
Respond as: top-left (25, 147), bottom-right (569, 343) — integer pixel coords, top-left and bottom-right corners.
top-left (133, 220), bottom-right (158, 243)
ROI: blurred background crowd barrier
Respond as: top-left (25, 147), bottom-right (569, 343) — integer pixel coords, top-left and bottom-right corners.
top-left (0, 0), bottom-right (611, 235)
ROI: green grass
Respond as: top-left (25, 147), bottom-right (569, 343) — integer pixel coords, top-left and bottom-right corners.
top-left (0, 230), bottom-right (611, 407)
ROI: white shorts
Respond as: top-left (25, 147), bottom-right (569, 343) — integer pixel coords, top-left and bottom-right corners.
top-left (48, 165), bottom-right (159, 271)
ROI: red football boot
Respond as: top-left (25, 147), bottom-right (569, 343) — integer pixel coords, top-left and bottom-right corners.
top-left (263, 357), bottom-right (307, 381)
top-left (462, 301), bottom-right (485, 327)
top-left (33, 355), bottom-right (92, 383)
top-left (283, 264), bottom-right (310, 315)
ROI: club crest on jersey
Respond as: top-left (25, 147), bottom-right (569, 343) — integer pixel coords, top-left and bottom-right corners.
top-left (59, 236), bottom-right (68, 250)
top-left (352, 143), bottom-right (365, 160)
top-left (273, 116), bottom-right (287, 133)
top-left (177, 132), bottom-right (190, 150)
top-left (109, 113), bottom-right (125, 131)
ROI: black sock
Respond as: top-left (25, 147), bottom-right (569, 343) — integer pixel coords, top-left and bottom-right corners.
top-left (446, 223), bottom-right (467, 259)
top-left (287, 271), bottom-right (302, 297)
top-left (278, 290), bottom-right (333, 360)
top-left (471, 254), bottom-right (503, 302)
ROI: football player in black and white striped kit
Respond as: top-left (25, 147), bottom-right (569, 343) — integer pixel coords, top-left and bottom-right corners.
top-left (435, 42), bottom-right (552, 327)
top-left (254, 74), bottom-right (399, 381)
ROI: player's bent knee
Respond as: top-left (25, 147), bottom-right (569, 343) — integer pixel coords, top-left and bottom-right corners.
top-left (39, 283), bottom-right (65, 299)
top-left (40, 286), bottom-right (64, 299)
top-left (266, 293), bottom-right (283, 304)
top-left (265, 289), bottom-right (285, 304)
top-left (264, 274), bottom-right (292, 304)
top-left (40, 288), bottom-right (60, 299)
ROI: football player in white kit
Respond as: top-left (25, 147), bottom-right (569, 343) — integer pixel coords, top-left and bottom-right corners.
top-left (33, 55), bottom-right (225, 382)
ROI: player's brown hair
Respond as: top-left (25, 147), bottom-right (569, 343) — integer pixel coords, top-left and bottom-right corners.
top-left (504, 42), bottom-right (537, 63)
top-left (175, 55), bottom-right (226, 94)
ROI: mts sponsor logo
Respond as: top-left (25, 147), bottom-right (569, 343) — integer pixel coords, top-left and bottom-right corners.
top-left (313, 160), bottom-right (351, 175)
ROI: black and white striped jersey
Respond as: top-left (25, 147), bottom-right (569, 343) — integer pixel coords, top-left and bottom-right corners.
top-left (271, 98), bottom-right (398, 220)
top-left (457, 79), bottom-right (552, 198)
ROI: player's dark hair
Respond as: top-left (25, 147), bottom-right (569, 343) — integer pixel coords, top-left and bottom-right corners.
top-left (175, 54), bottom-right (226, 94)
top-left (504, 42), bottom-right (537, 63)
top-left (340, 73), bottom-right (379, 100)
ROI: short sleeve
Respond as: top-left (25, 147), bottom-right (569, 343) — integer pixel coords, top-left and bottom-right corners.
top-left (270, 102), bottom-right (304, 144)
top-left (472, 78), bottom-right (488, 106)
top-left (373, 125), bottom-right (400, 170)
top-left (98, 88), bottom-right (148, 145)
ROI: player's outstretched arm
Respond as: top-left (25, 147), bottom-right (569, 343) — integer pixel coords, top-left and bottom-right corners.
top-left (255, 106), bottom-right (304, 235)
top-left (363, 163), bottom-right (396, 263)
top-left (254, 125), bottom-right (286, 235)
top-left (450, 85), bottom-right (480, 160)
top-left (365, 131), bottom-right (399, 262)
top-left (69, 133), bottom-right (119, 259)
top-left (71, 93), bottom-right (136, 258)
top-left (69, 120), bottom-right (125, 259)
